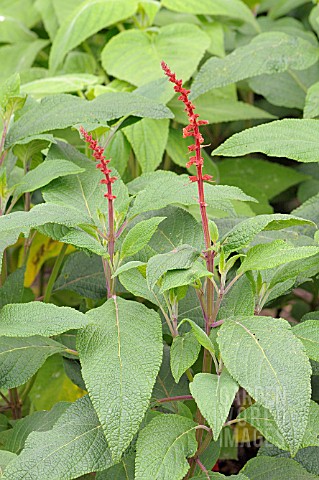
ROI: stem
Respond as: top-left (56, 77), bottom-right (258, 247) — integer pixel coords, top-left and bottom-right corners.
top-left (0, 118), bottom-right (8, 167)
top-left (0, 391), bottom-right (10, 405)
top-left (157, 395), bottom-right (193, 403)
top-left (43, 243), bottom-right (68, 303)
top-left (195, 458), bottom-right (210, 479)
top-left (9, 388), bottom-right (22, 419)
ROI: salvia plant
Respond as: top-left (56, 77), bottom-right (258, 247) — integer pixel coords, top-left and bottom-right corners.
top-left (0, 0), bottom-right (318, 479)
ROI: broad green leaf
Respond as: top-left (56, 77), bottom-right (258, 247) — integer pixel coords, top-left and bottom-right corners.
top-left (21, 74), bottom-right (101, 97)
top-left (147, 244), bottom-right (200, 290)
top-left (293, 320), bottom-right (319, 362)
top-left (2, 396), bottom-right (113, 479)
top-left (269, 0), bottom-right (311, 19)
top-left (161, 0), bottom-right (259, 30)
top-left (218, 317), bottom-right (311, 455)
top-left (190, 371), bottom-right (238, 440)
top-left (0, 267), bottom-right (25, 309)
top-left (0, 73), bottom-right (20, 111)
top-left (267, 253), bottom-right (319, 289)
top-left (218, 275), bottom-right (255, 319)
top-left (179, 318), bottom-right (215, 356)
top-left (305, 81), bottom-right (319, 118)
top-left (119, 267), bottom-right (164, 306)
top-left (0, 301), bottom-right (88, 337)
top-left (212, 119), bottom-right (319, 163)
top-left (160, 261), bottom-right (212, 293)
top-left (35, 0), bottom-right (59, 39)
top-left (0, 336), bottom-right (65, 389)
top-left (13, 159), bottom-right (84, 197)
top-left (218, 158), bottom-right (309, 201)
top-left (130, 171), bottom-right (255, 217)
top-left (222, 214), bottom-right (314, 256)
top-left (49, 0), bottom-right (138, 71)
top-left (0, 40), bottom-right (49, 83)
top-left (113, 261), bottom-right (145, 278)
top-left (104, 130), bottom-right (130, 177)
top-left (242, 456), bottom-right (318, 480)
top-left (170, 332), bottom-right (201, 383)
top-left (292, 193), bottom-right (319, 234)
top-left (192, 475), bottom-right (248, 479)
top-left (97, 454), bottom-right (135, 479)
top-left (123, 118), bottom-right (169, 172)
top-left (4, 402), bottom-right (70, 454)
top-left (191, 33), bottom-right (318, 98)
top-left (259, 443), bottom-right (319, 475)
top-left (6, 93), bottom-right (173, 147)
top-left (238, 400), bottom-right (319, 451)
top-left (153, 344), bottom-right (190, 401)
top-left (120, 217), bottom-right (166, 259)
top-left (238, 240), bottom-right (319, 274)
top-left (0, 0), bottom-right (40, 28)
top-left (102, 24), bottom-right (210, 87)
top-left (135, 414), bottom-right (197, 480)
top-left (0, 16), bottom-right (36, 43)
top-left (0, 451), bottom-right (17, 475)
top-left (77, 297), bottom-right (163, 461)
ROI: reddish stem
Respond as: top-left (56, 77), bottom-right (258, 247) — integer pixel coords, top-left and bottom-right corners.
top-left (157, 395), bottom-right (193, 403)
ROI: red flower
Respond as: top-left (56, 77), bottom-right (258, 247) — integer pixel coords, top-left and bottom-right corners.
top-left (79, 127), bottom-right (117, 200)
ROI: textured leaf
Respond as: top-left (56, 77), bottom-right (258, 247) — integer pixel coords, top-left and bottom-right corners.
top-left (120, 217), bottom-right (166, 259)
top-left (0, 451), bottom-right (17, 475)
top-left (0, 267), bottom-right (25, 309)
top-left (304, 81), bottom-right (319, 119)
top-left (179, 319), bottom-right (215, 356)
top-left (0, 336), bottom-right (65, 389)
top-left (259, 443), bottom-right (319, 475)
top-left (6, 93), bottom-right (173, 146)
top-left (0, 302), bottom-right (88, 337)
top-left (293, 320), bottom-right (319, 362)
top-left (49, 0), bottom-right (138, 71)
top-left (4, 402), bottom-right (70, 454)
top-left (2, 396), bottom-right (113, 479)
top-left (0, 73), bottom-right (20, 110)
top-left (161, 0), bottom-right (259, 30)
top-left (212, 119), bottom-right (319, 163)
top-left (14, 159), bottom-right (84, 197)
top-left (218, 317), bottom-right (311, 455)
top-left (191, 33), bottom-right (318, 98)
top-left (0, 40), bottom-right (49, 83)
top-left (160, 261), bottom-right (212, 293)
top-left (21, 74), bottom-right (100, 97)
top-left (218, 276), bottom-right (255, 319)
top-left (130, 171), bottom-right (255, 217)
top-left (238, 400), bottom-right (319, 451)
top-left (135, 414), bottom-right (197, 480)
top-left (147, 245), bottom-right (200, 290)
top-left (242, 456), bottom-right (318, 480)
top-left (192, 475), bottom-right (248, 480)
top-left (222, 214), bottom-right (315, 256)
top-left (77, 297), bottom-right (163, 461)
top-left (102, 24), bottom-right (210, 87)
top-left (0, 17), bottom-right (36, 43)
top-left (238, 240), bottom-right (319, 273)
top-left (123, 118), bottom-right (169, 172)
top-left (292, 193), bottom-right (319, 234)
top-left (269, 0), bottom-right (311, 19)
top-left (97, 454), bottom-right (135, 479)
top-left (170, 332), bottom-right (201, 383)
top-left (190, 371), bottom-right (238, 440)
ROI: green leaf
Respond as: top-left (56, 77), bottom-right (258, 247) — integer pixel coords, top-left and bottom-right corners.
top-left (222, 214), bottom-right (315, 256)
top-left (238, 400), bottom-right (319, 451)
top-left (0, 267), bottom-right (25, 309)
top-left (218, 275), bottom-right (255, 319)
top-left (34, 0), bottom-right (59, 40)
top-left (135, 414), bottom-right (197, 480)
top-left (269, 0), bottom-right (311, 19)
top-left (292, 193), bottom-right (319, 234)
top-left (212, 119), bottom-right (319, 163)
top-left (0, 73), bottom-right (20, 111)
top-left (123, 118), bottom-right (169, 172)
top-left (0, 301), bottom-right (88, 337)
top-left (192, 474), bottom-right (248, 480)
top-left (242, 456), bottom-right (318, 480)
top-left (130, 171), bottom-right (255, 217)
top-left (13, 159), bottom-right (85, 197)
top-left (0, 16), bottom-right (36, 43)
top-left (0, 0), bottom-right (41, 28)
top-left (160, 261), bottom-right (212, 293)
top-left (6, 93), bottom-right (173, 147)
top-left (153, 344), bottom-right (190, 401)
top-left (147, 245), bottom-right (200, 290)
top-left (238, 240), bottom-right (319, 274)
top-left (259, 443), bottom-right (319, 475)
top-left (97, 454), bottom-right (135, 479)
top-left (170, 332), bottom-right (201, 383)
top-left (21, 74), bottom-right (101, 97)
top-left (0, 451), bottom-right (17, 475)
top-left (161, 0), bottom-right (259, 30)
top-left (191, 33), bottom-right (318, 98)
top-left (49, 0), bottom-right (138, 71)
top-left (305, 81), bottom-right (319, 118)
top-left (77, 297), bottom-right (163, 461)
top-left (2, 396), bottom-right (113, 479)
top-left (293, 320), bottom-right (319, 362)
top-left (0, 40), bottom-right (49, 83)
top-left (101, 24), bottom-right (210, 87)
top-left (113, 261), bottom-right (146, 278)
top-left (0, 336), bottom-right (65, 389)
top-left (217, 316), bottom-right (311, 455)
top-left (218, 158), bottom-right (309, 201)
top-left (179, 319), bottom-right (215, 356)
top-left (121, 217), bottom-right (166, 259)
top-left (190, 370), bottom-right (238, 440)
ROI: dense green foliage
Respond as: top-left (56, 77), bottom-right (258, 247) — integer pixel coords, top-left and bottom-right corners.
top-left (0, 0), bottom-right (318, 478)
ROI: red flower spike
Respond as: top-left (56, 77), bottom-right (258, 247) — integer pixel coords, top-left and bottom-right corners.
top-left (79, 126), bottom-right (116, 201)
top-left (202, 174), bottom-right (213, 181)
top-left (189, 176), bottom-right (198, 182)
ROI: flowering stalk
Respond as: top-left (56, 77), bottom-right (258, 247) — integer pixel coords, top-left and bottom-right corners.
top-left (80, 127), bottom-right (117, 297)
top-left (161, 62), bottom-right (215, 334)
